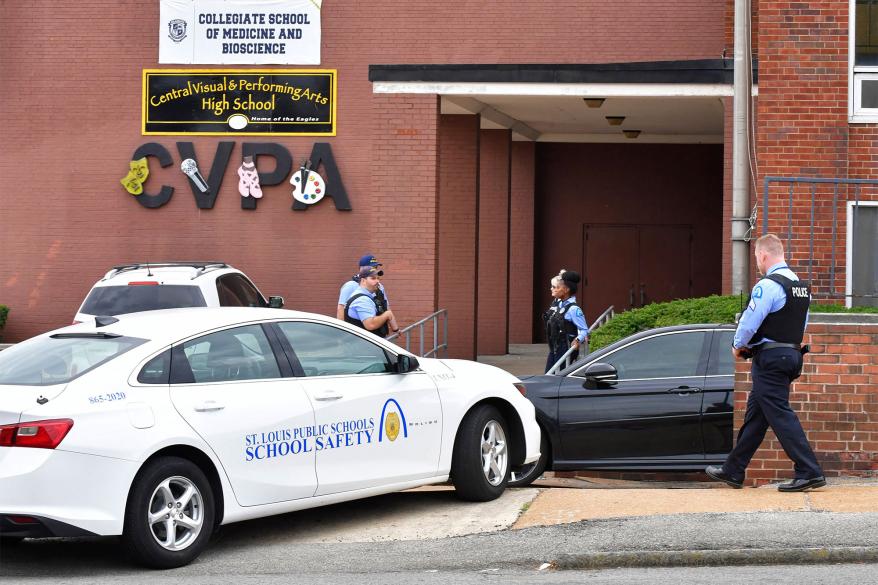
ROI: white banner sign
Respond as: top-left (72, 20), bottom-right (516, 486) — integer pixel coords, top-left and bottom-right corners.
top-left (160, 0), bottom-right (322, 64)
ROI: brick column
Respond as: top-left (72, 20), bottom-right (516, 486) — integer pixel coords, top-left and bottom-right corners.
top-left (438, 114), bottom-right (479, 359)
top-left (509, 141), bottom-right (535, 343)
top-left (477, 129), bottom-right (511, 355)
top-left (733, 318), bottom-right (878, 485)
top-left (371, 94), bottom-right (440, 329)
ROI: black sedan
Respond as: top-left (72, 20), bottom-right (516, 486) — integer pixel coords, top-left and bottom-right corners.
top-left (510, 324), bottom-right (735, 487)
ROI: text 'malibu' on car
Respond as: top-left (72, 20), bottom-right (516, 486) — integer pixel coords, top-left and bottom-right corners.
top-left (510, 324), bottom-right (735, 487)
top-left (0, 308), bottom-right (540, 568)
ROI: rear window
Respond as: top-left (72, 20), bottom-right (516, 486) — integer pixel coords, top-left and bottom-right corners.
top-left (0, 335), bottom-right (146, 386)
top-left (81, 285), bottom-right (206, 315)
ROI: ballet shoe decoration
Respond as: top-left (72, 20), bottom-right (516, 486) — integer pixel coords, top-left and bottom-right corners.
top-left (290, 159), bottom-right (325, 205)
top-left (237, 156), bottom-right (263, 198)
top-left (120, 157), bottom-right (149, 196)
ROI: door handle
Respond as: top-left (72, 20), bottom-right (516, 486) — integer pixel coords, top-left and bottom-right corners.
top-left (666, 386), bottom-right (702, 395)
top-left (629, 286), bottom-right (635, 307)
top-left (314, 391), bottom-right (343, 402)
top-left (193, 400), bottom-right (225, 412)
top-left (640, 283), bottom-right (646, 307)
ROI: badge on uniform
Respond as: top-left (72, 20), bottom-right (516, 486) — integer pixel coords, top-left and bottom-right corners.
top-left (752, 285), bottom-right (763, 299)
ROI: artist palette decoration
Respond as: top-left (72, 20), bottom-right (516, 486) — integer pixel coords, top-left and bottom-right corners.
top-left (289, 160), bottom-right (325, 205)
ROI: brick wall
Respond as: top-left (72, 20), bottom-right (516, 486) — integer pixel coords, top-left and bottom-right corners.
top-left (509, 142), bottom-right (535, 343)
top-left (734, 318), bottom-right (878, 485)
top-left (477, 130), bottom-right (511, 356)
top-left (756, 1), bottom-right (878, 300)
top-left (0, 1), bottom-right (727, 342)
top-left (438, 115), bottom-right (480, 359)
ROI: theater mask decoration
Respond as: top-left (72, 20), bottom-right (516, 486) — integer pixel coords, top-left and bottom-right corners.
top-left (290, 160), bottom-right (325, 205)
top-left (120, 157), bottom-right (150, 196)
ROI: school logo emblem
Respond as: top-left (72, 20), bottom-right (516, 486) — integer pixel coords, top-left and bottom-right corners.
top-left (378, 398), bottom-right (408, 442)
top-left (168, 19), bottom-right (187, 43)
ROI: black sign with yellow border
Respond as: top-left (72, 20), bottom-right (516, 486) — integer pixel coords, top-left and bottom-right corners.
top-left (142, 69), bottom-right (336, 136)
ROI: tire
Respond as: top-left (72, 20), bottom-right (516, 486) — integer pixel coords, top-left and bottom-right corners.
top-left (122, 456), bottom-right (215, 569)
top-left (451, 404), bottom-right (510, 502)
top-left (508, 431), bottom-right (549, 488)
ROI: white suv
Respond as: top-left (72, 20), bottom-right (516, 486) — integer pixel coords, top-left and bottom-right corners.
top-left (74, 262), bottom-right (283, 323)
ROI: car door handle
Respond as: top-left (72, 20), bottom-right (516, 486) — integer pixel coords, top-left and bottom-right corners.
top-left (313, 391), bottom-right (343, 402)
top-left (193, 400), bottom-right (225, 412)
top-left (667, 386), bottom-right (702, 395)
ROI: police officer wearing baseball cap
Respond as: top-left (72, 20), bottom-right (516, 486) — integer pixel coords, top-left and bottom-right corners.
top-left (344, 266), bottom-right (399, 337)
top-left (706, 233), bottom-right (825, 492)
top-left (336, 253), bottom-right (393, 328)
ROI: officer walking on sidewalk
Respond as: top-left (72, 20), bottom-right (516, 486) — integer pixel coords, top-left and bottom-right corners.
top-left (706, 233), bottom-right (825, 492)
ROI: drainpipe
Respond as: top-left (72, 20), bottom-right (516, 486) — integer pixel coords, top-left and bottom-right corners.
top-left (731, 0), bottom-right (752, 296)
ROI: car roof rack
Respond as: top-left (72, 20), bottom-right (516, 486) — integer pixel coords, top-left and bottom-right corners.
top-left (103, 262), bottom-right (229, 281)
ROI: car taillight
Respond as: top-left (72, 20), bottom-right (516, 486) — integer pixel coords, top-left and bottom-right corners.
top-left (513, 383), bottom-right (527, 396)
top-left (71, 320), bottom-right (82, 325)
top-left (0, 419), bottom-right (73, 449)
top-left (128, 281), bottom-right (159, 286)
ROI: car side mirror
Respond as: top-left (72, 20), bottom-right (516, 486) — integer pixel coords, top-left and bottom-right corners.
top-left (396, 354), bottom-right (420, 374)
top-left (268, 296), bottom-right (284, 309)
top-left (581, 362), bottom-right (618, 389)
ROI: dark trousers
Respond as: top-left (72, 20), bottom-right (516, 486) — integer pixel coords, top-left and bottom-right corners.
top-left (723, 347), bottom-right (823, 480)
top-left (545, 345), bottom-right (578, 373)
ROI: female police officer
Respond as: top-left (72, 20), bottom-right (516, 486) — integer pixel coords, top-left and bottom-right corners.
top-left (543, 269), bottom-right (589, 373)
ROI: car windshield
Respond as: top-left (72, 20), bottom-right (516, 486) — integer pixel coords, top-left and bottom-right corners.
top-left (80, 285), bottom-right (207, 315)
top-left (0, 335), bottom-right (146, 385)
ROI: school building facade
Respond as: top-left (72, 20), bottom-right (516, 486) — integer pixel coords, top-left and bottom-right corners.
top-left (0, 1), bottom-right (875, 357)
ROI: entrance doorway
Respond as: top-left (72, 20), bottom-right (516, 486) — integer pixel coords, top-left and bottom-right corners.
top-left (582, 224), bottom-right (693, 321)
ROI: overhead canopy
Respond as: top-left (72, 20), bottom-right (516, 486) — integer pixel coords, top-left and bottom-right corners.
top-left (369, 60), bottom-right (758, 143)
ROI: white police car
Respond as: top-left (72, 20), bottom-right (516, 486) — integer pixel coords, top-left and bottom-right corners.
top-left (0, 308), bottom-right (539, 568)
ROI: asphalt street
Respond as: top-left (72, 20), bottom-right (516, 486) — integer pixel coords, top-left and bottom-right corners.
top-left (2, 493), bottom-right (878, 583)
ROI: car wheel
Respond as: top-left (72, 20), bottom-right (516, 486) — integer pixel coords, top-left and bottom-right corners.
top-left (508, 432), bottom-right (549, 488)
top-left (451, 404), bottom-right (510, 502)
top-left (122, 457), bottom-right (215, 569)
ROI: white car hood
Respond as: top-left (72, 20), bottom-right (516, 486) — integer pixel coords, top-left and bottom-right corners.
top-left (0, 384), bottom-right (66, 425)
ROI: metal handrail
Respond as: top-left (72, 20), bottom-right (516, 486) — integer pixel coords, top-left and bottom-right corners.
top-left (386, 309), bottom-right (448, 358)
top-left (546, 346), bottom-right (578, 375)
top-left (590, 305), bottom-right (615, 331)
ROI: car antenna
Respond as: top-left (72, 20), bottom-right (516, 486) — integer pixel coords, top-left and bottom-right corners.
top-left (146, 262), bottom-right (153, 277)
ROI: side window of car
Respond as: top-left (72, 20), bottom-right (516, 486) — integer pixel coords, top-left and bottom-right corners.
top-left (276, 321), bottom-right (392, 377)
top-left (709, 330), bottom-right (736, 376)
top-left (216, 274), bottom-right (266, 308)
top-left (137, 349), bottom-right (171, 384)
top-left (601, 332), bottom-right (707, 380)
top-left (175, 325), bottom-right (281, 383)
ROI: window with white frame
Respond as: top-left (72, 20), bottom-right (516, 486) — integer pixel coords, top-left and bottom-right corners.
top-left (850, 1), bottom-right (878, 119)
top-left (846, 201), bottom-right (878, 307)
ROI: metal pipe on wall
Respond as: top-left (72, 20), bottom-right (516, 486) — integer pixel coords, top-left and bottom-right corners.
top-left (731, 0), bottom-right (752, 295)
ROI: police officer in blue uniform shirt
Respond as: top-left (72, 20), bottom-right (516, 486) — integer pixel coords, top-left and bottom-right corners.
top-left (544, 270), bottom-right (589, 373)
top-left (344, 266), bottom-right (399, 337)
top-left (706, 233), bottom-right (825, 492)
top-left (336, 253), bottom-right (391, 321)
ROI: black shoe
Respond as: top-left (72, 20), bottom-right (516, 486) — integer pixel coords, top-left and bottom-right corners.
top-left (777, 476), bottom-right (826, 492)
top-left (705, 465), bottom-right (743, 489)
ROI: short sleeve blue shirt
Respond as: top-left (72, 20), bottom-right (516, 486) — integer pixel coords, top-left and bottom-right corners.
top-left (733, 262), bottom-right (810, 348)
top-left (560, 297), bottom-right (590, 343)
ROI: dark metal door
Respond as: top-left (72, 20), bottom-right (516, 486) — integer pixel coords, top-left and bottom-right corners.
top-left (583, 224), bottom-right (693, 320)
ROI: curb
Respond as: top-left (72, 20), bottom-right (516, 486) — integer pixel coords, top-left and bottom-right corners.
top-left (552, 546), bottom-right (878, 570)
